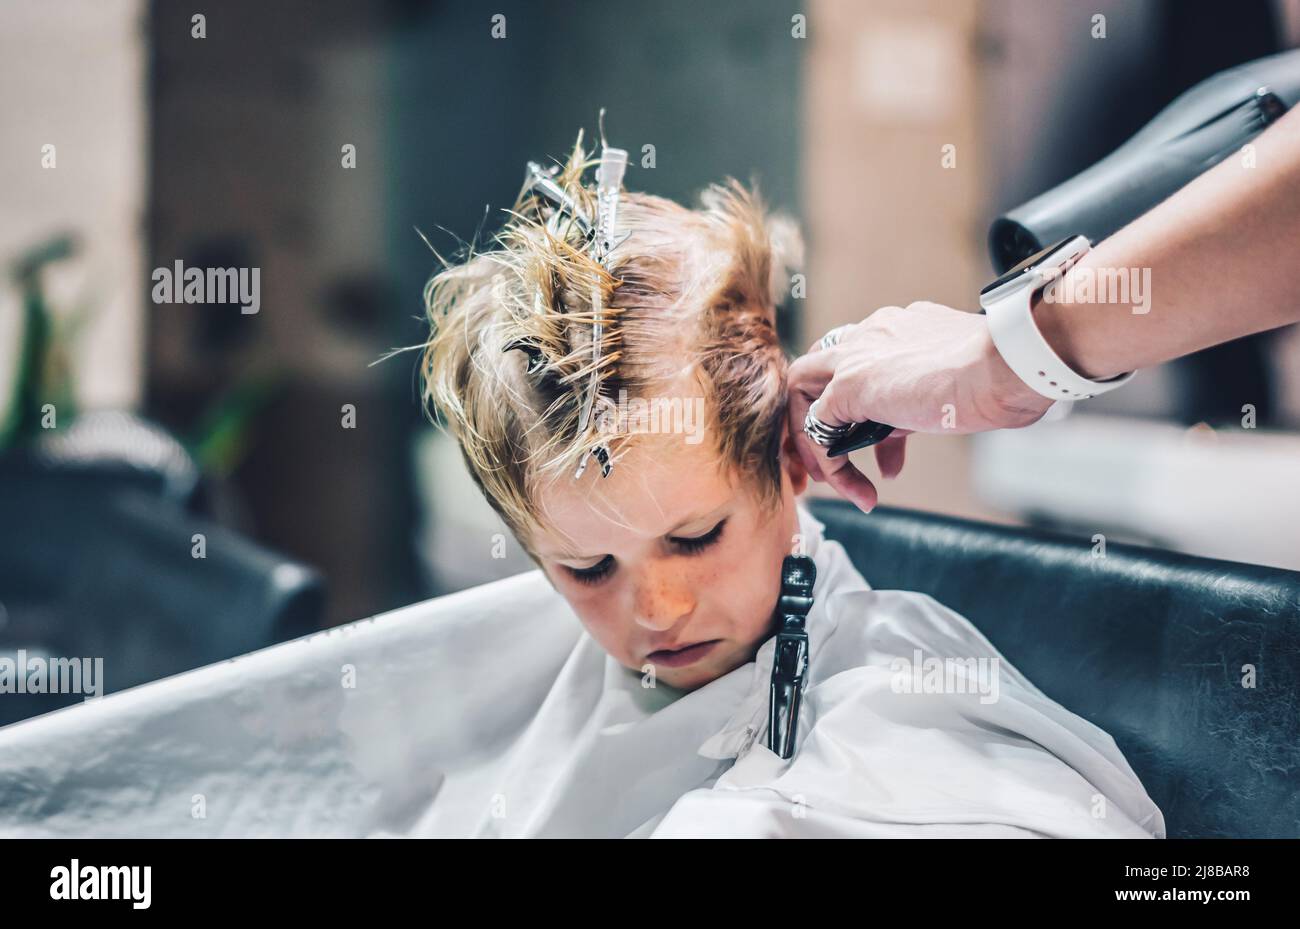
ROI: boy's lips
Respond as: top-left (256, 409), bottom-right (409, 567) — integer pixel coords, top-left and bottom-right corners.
top-left (646, 639), bottom-right (722, 668)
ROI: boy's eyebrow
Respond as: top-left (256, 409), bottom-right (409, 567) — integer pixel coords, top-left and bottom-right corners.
top-left (540, 503), bottom-right (727, 561)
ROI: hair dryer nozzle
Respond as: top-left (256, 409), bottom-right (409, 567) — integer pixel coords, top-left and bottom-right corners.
top-left (989, 48), bottom-right (1300, 273)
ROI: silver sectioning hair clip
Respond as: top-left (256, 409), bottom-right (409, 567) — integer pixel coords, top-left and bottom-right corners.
top-left (511, 133), bottom-right (630, 483)
top-left (523, 161), bottom-right (595, 243)
top-left (591, 145), bottom-right (630, 263)
top-left (572, 144), bottom-right (628, 480)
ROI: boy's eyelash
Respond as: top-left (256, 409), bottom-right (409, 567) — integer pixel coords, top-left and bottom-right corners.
top-left (565, 519), bottom-right (727, 585)
top-left (569, 555), bottom-right (614, 586)
top-left (673, 518), bottom-right (727, 553)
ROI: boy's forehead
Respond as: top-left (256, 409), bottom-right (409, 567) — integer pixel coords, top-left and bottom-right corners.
top-left (531, 438), bottom-right (735, 558)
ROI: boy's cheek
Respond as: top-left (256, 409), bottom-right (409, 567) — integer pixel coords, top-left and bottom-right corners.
top-left (572, 603), bottom-right (633, 662)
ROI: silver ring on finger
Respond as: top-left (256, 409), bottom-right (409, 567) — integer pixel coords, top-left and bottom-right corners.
top-left (817, 324), bottom-right (853, 352)
top-left (803, 398), bottom-right (851, 448)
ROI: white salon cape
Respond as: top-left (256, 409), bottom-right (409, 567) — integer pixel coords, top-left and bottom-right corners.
top-left (0, 501), bottom-right (1164, 838)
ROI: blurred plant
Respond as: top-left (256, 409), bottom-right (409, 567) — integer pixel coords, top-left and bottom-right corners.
top-left (185, 373), bottom-right (283, 480)
top-left (1, 234), bottom-right (91, 450)
top-left (1, 232), bottom-right (280, 475)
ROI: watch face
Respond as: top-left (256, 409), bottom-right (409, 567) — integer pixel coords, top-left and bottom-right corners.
top-left (979, 235), bottom-right (1086, 299)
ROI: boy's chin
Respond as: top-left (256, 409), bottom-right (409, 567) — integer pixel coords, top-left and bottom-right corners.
top-left (656, 643), bottom-right (747, 692)
top-left (658, 667), bottom-right (716, 693)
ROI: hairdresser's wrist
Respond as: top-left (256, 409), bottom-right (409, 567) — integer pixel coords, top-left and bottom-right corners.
top-left (1028, 238), bottom-right (1154, 382)
top-left (1029, 285), bottom-right (1120, 381)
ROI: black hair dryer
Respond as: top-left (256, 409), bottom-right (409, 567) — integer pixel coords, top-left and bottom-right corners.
top-left (828, 48), bottom-right (1300, 457)
top-left (989, 48), bottom-right (1300, 273)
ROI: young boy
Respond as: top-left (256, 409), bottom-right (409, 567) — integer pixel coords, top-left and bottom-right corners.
top-left (416, 132), bottom-right (1164, 838)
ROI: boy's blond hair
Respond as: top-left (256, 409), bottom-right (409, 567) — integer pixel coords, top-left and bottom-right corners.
top-left (421, 131), bottom-right (803, 561)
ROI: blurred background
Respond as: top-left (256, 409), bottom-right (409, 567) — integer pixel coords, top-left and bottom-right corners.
top-left (2, 0), bottom-right (1298, 723)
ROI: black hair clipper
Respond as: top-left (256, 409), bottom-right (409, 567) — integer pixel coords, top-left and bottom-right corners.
top-left (826, 420), bottom-right (895, 457)
top-left (768, 554), bottom-right (816, 759)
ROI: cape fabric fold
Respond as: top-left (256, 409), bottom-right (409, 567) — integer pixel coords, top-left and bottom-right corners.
top-left (0, 502), bottom-right (1164, 839)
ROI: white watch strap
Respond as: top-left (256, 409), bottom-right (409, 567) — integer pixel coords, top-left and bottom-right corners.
top-left (983, 283), bottom-right (1135, 401)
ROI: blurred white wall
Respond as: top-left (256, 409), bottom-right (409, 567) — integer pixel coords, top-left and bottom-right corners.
top-left (0, 0), bottom-right (147, 413)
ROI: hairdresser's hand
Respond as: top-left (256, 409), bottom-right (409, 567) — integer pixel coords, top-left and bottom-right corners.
top-left (787, 301), bottom-right (1052, 512)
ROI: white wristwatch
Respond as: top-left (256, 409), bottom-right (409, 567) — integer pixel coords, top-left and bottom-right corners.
top-left (978, 235), bottom-right (1135, 401)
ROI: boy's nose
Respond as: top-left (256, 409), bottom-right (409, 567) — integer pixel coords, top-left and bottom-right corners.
top-left (632, 565), bottom-right (696, 632)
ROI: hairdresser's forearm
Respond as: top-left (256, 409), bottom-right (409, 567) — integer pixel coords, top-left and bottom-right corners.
top-left (1032, 106), bottom-right (1300, 381)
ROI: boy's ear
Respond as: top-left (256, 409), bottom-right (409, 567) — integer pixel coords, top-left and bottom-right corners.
top-left (781, 426), bottom-right (810, 496)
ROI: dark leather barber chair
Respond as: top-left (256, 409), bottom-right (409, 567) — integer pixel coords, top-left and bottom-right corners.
top-left (0, 421), bottom-right (324, 728)
top-left (808, 496), bottom-right (1300, 839)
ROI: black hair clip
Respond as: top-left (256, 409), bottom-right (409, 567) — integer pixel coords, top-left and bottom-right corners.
top-left (768, 553), bottom-right (816, 759)
top-left (502, 336), bottom-right (611, 478)
top-left (502, 338), bottom-right (546, 375)
top-left (573, 442), bottom-right (611, 479)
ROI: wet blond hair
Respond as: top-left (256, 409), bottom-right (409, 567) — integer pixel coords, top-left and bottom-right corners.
top-left (420, 130), bottom-right (802, 561)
